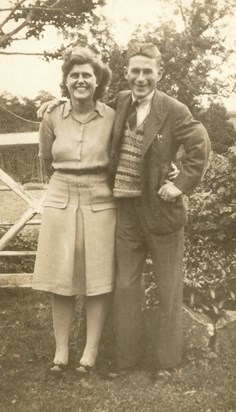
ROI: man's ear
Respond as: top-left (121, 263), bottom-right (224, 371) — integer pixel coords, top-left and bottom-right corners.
top-left (124, 66), bottom-right (128, 80)
top-left (157, 66), bottom-right (163, 82)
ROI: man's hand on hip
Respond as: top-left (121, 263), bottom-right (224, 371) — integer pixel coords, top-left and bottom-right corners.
top-left (158, 182), bottom-right (183, 202)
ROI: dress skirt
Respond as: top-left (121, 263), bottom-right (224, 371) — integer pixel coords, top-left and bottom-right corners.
top-left (32, 170), bottom-right (117, 296)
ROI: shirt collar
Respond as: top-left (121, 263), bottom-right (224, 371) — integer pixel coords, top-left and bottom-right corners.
top-left (62, 99), bottom-right (105, 118)
top-left (132, 90), bottom-right (155, 106)
top-left (94, 100), bottom-right (105, 117)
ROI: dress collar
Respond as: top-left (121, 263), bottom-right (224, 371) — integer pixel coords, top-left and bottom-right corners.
top-left (62, 99), bottom-right (105, 118)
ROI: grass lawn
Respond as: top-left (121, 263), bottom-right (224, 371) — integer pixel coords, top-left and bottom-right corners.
top-left (0, 288), bottom-right (236, 412)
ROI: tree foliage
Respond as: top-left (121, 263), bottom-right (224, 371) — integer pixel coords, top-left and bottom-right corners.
top-left (190, 149), bottom-right (236, 249)
top-left (199, 103), bottom-right (236, 154)
top-left (0, 91), bottom-right (55, 132)
top-left (183, 149), bottom-right (236, 317)
top-left (108, 0), bottom-right (235, 113)
top-left (0, 0), bottom-right (105, 52)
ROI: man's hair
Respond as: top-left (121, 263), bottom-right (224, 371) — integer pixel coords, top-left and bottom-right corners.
top-left (60, 46), bottom-right (112, 100)
top-left (126, 42), bottom-right (162, 67)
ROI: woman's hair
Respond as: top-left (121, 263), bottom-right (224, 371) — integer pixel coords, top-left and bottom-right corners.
top-left (60, 47), bottom-right (112, 100)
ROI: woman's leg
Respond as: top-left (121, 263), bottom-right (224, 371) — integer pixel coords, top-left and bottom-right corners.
top-left (80, 293), bottom-right (111, 367)
top-left (52, 294), bottom-right (76, 365)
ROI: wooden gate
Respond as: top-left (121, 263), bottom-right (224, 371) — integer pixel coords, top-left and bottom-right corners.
top-left (0, 169), bottom-right (45, 287)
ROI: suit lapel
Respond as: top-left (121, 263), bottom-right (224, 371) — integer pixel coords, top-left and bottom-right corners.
top-left (142, 91), bottom-right (168, 158)
top-left (112, 92), bottom-right (132, 152)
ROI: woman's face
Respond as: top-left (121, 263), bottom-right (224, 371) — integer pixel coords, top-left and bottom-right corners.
top-left (66, 64), bottom-right (97, 102)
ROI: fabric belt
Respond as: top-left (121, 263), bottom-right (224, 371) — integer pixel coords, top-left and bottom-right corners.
top-left (58, 168), bottom-right (107, 175)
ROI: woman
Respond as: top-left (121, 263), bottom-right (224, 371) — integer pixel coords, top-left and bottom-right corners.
top-left (33, 47), bottom-right (116, 374)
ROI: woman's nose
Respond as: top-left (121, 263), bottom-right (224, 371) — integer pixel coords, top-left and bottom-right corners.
top-left (77, 74), bottom-right (84, 82)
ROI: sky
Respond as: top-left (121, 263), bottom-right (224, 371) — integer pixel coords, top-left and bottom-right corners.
top-left (0, 0), bottom-right (236, 110)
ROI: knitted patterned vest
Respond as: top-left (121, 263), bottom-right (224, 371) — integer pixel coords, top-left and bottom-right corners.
top-left (113, 120), bottom-right (145, 197)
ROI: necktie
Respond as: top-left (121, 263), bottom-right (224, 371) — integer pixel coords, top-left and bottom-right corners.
top-left (127, 100), bottom-right (139, 130)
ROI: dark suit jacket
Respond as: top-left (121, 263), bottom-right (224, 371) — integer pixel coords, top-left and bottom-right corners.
top-left (108, 90), bottom-right (211, 235)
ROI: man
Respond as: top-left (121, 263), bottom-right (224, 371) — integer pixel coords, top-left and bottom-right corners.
top-left (107, 42), bottom-right (210, 375)
top-left (38, 42), bottom-right (210, 376)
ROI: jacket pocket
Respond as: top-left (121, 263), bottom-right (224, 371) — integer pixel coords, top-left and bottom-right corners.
top-left (146, 194), bottom-right (187, 235)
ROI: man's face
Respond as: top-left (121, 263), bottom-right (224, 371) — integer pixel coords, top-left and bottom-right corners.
top-left (124, 55), bottom-right (162, 99)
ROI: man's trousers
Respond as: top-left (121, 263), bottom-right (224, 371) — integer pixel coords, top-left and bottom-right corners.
top-left (114, 197), bottom-right (184, 370)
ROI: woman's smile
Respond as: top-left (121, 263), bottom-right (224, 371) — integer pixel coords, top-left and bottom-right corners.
top-left (66, 64), bottom-right (97, 101)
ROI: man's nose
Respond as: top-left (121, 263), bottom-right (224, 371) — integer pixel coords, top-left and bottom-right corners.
top-left (137, 71), bottom-right (145, 81)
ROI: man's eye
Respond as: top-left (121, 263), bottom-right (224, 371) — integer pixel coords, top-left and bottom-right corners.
top-left (83, 74), bottom-right (91, 78)
top-left (131, 69), bottom-right (140, 74)
top-left (143, 70), bottom-right (152, 74)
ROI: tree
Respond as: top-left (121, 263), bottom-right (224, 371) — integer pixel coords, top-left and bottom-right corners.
top-left (108, 0), bottom-right (236, 113)
top-left (199, 103), bottom-right (236, 154)
top-left (0, 0), bottom-right (105, 55)
top-left (107, 46), bottom-right (128, 100)
top-left (60, 13), bottom-right (118, 61)
top-left (0, 92), bottom-right (42, 132)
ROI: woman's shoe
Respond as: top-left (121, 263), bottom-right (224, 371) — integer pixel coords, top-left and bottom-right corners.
top-left (49, 363), bottom-right (67, 374)
top-left (76, 362), bottom-right (95, 375)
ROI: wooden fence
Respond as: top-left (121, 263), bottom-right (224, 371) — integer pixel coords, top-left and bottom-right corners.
top-left (0, 168), bottom-right (45, 288)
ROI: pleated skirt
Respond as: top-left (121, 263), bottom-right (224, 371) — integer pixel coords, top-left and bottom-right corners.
top-left (32, 170), bottom-right (117, 296)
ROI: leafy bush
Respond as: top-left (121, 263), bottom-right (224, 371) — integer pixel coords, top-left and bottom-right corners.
top-left (144, 149), bottom-right (236, 319)
top-left (183, 149), bottom-right (236, 318)
top-left (198, 103), bottom-right (236, 154)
